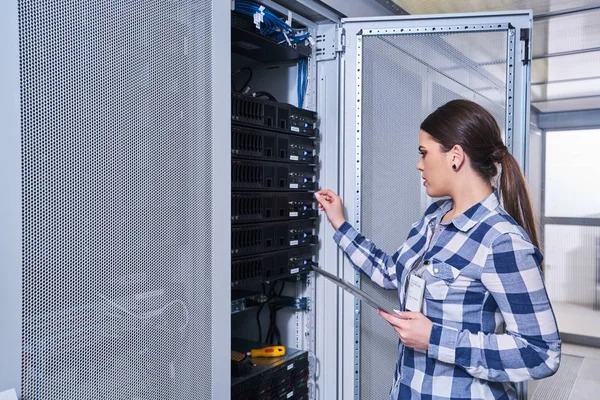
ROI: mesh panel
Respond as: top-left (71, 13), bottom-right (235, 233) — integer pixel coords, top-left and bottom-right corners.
top-left (359, 30), bottom-right (507, 399)
top-left (19, 1), bottom-right (214, 399)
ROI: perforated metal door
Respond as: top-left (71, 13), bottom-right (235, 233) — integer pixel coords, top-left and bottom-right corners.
top-left (340, 13), bottom-right (532, 400)
top-left (18, 1), bottom-right (230, 399)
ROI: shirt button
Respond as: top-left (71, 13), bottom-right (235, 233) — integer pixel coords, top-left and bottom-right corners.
top-left (433, 268), bottom-right (439, 274)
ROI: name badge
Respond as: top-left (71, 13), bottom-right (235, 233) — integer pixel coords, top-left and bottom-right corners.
top-left (405, 274), bottom-right (425, 312)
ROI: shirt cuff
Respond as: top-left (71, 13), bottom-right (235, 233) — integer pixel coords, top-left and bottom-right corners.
top-left (428, 323), bottom-right (459, 365)
top-left (332, 221), bottom-right (358, 250)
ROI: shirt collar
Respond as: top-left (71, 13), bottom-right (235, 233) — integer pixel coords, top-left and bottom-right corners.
top-left (438, 190), bottom-right (500, 233)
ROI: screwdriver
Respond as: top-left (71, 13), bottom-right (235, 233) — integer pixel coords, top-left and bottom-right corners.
top-left (248, 345), bottom-right (286, 358)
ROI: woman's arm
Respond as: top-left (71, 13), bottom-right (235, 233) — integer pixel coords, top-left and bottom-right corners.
top-left (315, 189), bottom-right (403, 289)
top-left (333, 221), bottom-right (401, 289)
top-left (427, 232), bottom-right (561, 382)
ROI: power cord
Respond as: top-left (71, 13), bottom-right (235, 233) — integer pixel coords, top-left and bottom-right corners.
top-left (256, 280), bottom-right (286, 344)
top-left (232, 67), bottom-right (253, 93)
top-left (265, 280), bottom-right (285, 345)
top-left (256, 282), bottom-right (267, 343)
top-left (253, 91), bottom-right (278, 102)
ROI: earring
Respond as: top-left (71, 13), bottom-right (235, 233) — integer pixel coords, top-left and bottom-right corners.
top-left (452, 164), bottom-right (457, 171)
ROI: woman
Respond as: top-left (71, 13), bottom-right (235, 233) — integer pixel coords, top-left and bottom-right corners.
top-left (314, 100), bottom-right (561, 400)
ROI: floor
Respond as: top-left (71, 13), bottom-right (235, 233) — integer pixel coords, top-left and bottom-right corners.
top-left (529, 343), bottom-right (600, 400)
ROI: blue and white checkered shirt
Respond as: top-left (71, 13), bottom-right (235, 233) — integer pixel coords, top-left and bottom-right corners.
top-left (333, 191), bottom-right (561, 400)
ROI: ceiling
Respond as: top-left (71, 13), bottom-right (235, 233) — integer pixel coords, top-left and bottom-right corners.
top-left (386, 0), bottom-right (600, 113)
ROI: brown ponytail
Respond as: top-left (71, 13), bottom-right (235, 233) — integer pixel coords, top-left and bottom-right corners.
top-left (499, 153), bottom-right (540, 249)
top-left (421, 100), bottom-right (540, 249)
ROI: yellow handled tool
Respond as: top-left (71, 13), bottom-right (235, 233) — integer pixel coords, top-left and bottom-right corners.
top-left (249, 345), bottom-right (286, 358)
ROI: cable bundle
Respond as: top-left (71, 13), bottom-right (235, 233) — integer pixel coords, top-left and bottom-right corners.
top-left (256, 281), bottom-right (285, 345)
top-left (235, 0), bottom-right (311, 46)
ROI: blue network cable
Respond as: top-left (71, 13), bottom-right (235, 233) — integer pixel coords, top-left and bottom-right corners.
top-left (234, 1), bottom-right (310, 108)
top-left (235, 0), bottom-right (311, 46)
top-left (297, 58), bottom-right (308, 108)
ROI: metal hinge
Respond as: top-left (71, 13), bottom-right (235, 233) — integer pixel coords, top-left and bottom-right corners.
top-left (336, 26), bottom-right (346, 54)
top-left (520, 28), bottom-right (531, 65)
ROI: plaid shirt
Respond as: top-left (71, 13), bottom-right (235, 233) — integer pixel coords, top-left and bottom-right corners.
top-left (334, 191), bottom-right (561, 400)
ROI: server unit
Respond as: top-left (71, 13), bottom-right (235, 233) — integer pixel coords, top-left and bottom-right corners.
top-left (232, 192), bottom-right (317, 223)
top-left (232, 247), bottom-right (314, 288)
top-left (232, 93), bottom-right (317, 136)
top-left (232, 126), bottom-right (317, 164)
top-left (231, 159), bottom-right (317, 191)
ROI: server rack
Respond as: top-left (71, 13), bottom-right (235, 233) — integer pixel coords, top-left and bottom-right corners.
top-left (229, 15), bottom-right (320, 392)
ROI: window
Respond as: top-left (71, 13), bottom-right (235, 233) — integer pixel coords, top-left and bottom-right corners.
top-left (543, 129), bottom-right (600, 341)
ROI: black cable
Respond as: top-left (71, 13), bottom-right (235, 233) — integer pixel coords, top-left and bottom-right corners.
top-left (266, 281), bottom-right (286, 345)
top-left (253, 91), bottom-right (278, 102)
top-left (256, 282), bottom-right (267, 343)
top-left (256, 304), bottom-right (264, 343)
top-left (266, 306), bottom-right (273, 344)
top-left (274, 281), bottom-right (285, 345)
top-left (260, 281), bottom-right (281, 344)
top-left (266, 282), bottom-right (276, 344)
top-left (232, 67), bottom-right (253, 93)
top-left (272, 302), bottom-right (281, 345)
top-left (271, 305), bottom-right (279, 344)
top-left (265, 283), bottom-right (274, 344)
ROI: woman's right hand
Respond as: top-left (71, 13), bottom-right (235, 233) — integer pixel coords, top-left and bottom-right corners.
top-left (314, 189), bottom-right (346, 231)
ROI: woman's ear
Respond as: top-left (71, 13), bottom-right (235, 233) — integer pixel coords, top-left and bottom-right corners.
top-left (450, 145), bottom-right (465, 171)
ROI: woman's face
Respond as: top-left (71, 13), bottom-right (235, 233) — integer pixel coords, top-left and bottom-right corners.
top-left (416, 129), bottom-right (454, 198)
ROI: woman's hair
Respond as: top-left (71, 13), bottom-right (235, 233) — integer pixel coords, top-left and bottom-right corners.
top-left (420, 99), bottom-right (540, 249)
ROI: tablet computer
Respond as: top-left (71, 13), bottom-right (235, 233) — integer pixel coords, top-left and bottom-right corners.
top-left (311, 265), bottom-right (394, 315)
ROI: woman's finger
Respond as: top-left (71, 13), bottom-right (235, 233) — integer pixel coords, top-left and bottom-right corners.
top-left (315, 189), bottom-right (338, 198)
top-left (394, 327), bottom-right (403, 338)
top-left (314, 195), bottom-right (328, 208)
top-left (378, 309), bottom-right (408, 327)
top-left (396, 311), bottom-right (421, 320)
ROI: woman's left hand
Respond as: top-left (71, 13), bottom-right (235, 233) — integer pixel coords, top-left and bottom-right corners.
top-left (378, 310), bottom-right (433, 351)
